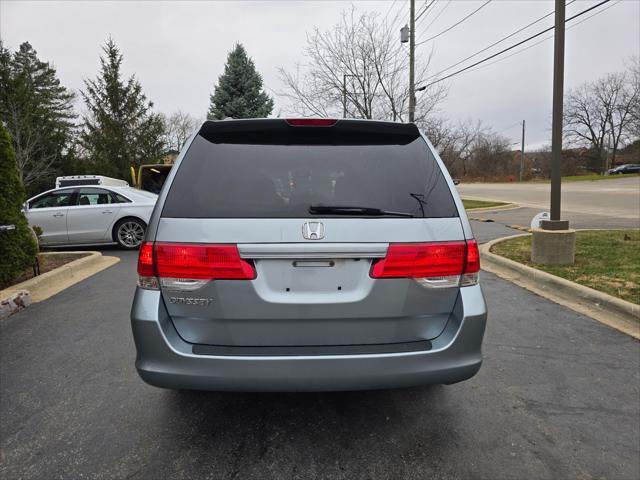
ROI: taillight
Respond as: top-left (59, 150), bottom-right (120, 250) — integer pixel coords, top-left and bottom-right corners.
top-left (370, 241), bottom-right (480, 288)
top-left (461, 240), bottom-right (480, 286)
top-left (285, 118), bottom-right (337, 127)
top-left (155, 243), bottom-right (255, 280)
top-left (136, 242), bottom-right (255, 291)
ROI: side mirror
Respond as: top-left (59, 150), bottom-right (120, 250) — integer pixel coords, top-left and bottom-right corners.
top-left (22, 201), bottom-right (29, 212)
top-left (452, 179), bottom-right (461, 185)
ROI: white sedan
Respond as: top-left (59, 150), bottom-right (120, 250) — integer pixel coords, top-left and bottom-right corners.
top-left (24, 186), bottom-right (157, 249)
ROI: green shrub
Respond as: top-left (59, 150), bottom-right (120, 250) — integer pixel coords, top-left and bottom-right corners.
top-left (0, 123), bottom-right (37, 289)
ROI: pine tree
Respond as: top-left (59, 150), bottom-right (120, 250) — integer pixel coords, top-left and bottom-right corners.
top-left (0, 123), bottom-right (38, 288)
top-left (80, 38), bottom-right (165, 181)
top-left (0, 41), bottom-right (76, 195)
top-left (208, 43), bottom-right (274, 120)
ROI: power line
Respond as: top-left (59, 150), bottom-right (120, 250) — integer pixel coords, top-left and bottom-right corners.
top-left (416, 0), bottom-right (493, 46)
top-left (383, 0), bottom-right (399, 20)
top-left (383, 0), bottom-right (406, 32)
top-left (416, 0), bottom-right (437, 23)
top-left (497, 121), bottom-right (523, 134)
top-left (420, 0), bottom-right (452, 34)
top-left (427, 0), bottom-right (576, 78)
top-left (463, 0), bottom-right (622, 77)
top-left (416, 0), bottom-right (611, 90)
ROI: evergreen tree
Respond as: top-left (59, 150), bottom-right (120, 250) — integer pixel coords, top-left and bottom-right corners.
top-left (0, 122), bottom-right (37, 288)
top-left (80, 38), bottom-right (165, 181)
top-left (0, 41), bottom-right (76, 195)
top-left (208, 43), bottom-right (274, 120)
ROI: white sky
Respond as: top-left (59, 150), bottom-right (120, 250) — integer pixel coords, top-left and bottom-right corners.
top-left (1, 0), bottom-right (638, 149)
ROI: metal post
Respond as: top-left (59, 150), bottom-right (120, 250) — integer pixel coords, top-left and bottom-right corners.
top-left (408, 0), bottom-right (416, 123)
top-left (542, 0), bottom-right (569, 230)
top-left (519, 120), bottom-right (525, 182)
top-left (342, 74), bottom-right (347, 118)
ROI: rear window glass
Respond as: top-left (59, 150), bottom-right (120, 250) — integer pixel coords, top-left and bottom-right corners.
top-left (162, 128), bottom-right (458, 219)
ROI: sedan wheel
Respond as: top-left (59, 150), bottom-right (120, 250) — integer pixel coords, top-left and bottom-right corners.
top-left (116, 219), bottom-right (145, 249)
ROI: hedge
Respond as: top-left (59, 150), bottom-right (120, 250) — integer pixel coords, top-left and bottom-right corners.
top-left (0, 123), bottom-right (38, 289)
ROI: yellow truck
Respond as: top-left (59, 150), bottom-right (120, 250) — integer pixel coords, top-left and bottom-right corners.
top-left (130, 164), bottom-right (173, 194)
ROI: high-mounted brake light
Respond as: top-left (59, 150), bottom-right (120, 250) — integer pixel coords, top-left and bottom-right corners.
top-left (370, 241), bottom-right (480, 288)
top-left (136, 242), bottom-right (256, 291)
top-left (285, 118), bottom-right (337, 127)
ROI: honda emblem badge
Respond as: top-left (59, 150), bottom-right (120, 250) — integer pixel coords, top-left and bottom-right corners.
top-left (302, 221), bottom-right (325, 240)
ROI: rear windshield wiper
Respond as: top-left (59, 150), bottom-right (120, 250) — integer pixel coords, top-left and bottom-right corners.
top-left (308, 204), bottom-right (414, 218)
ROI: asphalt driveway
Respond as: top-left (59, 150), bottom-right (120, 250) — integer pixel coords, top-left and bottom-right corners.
top-left (1, 247), bottom-right (638, 480)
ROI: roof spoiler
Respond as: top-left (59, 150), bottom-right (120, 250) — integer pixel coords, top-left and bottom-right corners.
top-left (197, 119), bottom-right (421, 146)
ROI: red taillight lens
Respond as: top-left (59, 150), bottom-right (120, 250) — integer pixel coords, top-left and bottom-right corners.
top-left (154, 243), bottom-right (255, 280)
top-left (285, 118), bottom-right (337, 127)
top-left (137, 242), bottom-right (155, 276)
top-left (371, 242), bottom-right (467, 279)
top-left (370, 240), bottom-right (480, 280)
top-left (464, 240), bottom-right (480, 273)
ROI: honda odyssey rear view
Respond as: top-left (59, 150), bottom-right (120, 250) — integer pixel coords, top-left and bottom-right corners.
top-left (131, 118), bottom-right (487, 391)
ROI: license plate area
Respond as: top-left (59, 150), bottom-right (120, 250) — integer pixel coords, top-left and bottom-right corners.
top-left (251, 258), bottom-right (375, 304)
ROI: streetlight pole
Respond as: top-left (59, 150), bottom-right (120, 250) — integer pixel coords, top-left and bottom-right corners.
top-left (542, 0), bottom-right (568, 230)
top-left (408, 0), bottom-right (416, 123)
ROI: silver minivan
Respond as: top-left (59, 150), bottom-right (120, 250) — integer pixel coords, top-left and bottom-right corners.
top-left (131, 118), bottom-right (487, 391)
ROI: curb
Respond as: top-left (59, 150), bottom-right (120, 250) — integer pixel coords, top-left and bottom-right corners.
top-left (0, 252), bottom-right (120, 311)
top-left (480, 234), bottom-right (640, 339)
top-left (464, 203), bottom-right (520, 213)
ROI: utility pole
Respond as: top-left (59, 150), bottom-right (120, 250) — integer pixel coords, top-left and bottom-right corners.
top-left (408, 0), bottom-right (416, 123)
top-left (519, 120), bottom-right (525, 182)
top-left (532, 0), bottom-right (574, 267)
top-left (542, 0), bottom-right (568, 230)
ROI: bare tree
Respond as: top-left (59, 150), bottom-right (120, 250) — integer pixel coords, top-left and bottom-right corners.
top-left (564, 63), bottom-right (639, 172)
top-left (278, 7), bottom-right (447, 122)
top-left (162, 110), bottom-right (200, 153)
top-left (5, 101), bottom-right (57, 188)
top-left (627, 57), bottom-right (640, 138)
top-left (425, 117), bottom-right (487, 177)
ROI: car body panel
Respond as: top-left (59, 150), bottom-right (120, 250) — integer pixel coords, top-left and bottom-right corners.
top-left (26, 206), bottom-right (70, 244)
top-left (131, 283), bottom-right (487, 391)
top-left (67, 203), bottom-right (121, 243)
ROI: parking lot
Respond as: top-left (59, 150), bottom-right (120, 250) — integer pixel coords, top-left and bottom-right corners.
top-left (1, 221), bottom-right (638, 480)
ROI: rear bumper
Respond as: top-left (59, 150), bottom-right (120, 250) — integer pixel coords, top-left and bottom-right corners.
top-left (130, 285), bottom-right (487, 392)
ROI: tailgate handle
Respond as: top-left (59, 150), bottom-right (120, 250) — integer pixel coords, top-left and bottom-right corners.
top-left (292, 260), bottom-right (335, 268)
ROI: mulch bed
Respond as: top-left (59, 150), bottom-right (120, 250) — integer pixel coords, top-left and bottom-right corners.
top-left (7, 252), bottom-right (91, 288)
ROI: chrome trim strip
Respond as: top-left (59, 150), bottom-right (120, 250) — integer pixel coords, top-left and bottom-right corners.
top-left (238, 243), bottom-right (388, 259)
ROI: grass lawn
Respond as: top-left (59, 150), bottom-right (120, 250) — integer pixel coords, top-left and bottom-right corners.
top-left (462, 199), bottom-right (509, 210)
top-left (528, 173), bottom-right (640, 183)
top-left (491, 230), bottom-right (640, 304)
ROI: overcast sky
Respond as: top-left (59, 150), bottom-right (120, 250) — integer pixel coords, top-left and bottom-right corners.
top-left (1, 0), bottom-right (638, 149)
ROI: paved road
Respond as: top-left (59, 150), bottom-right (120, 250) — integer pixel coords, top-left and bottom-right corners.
top-left (458, 176), bottom-right (640, 220)
top-left (1, 247), bottom-right (639, 480)
top-left (468, 207), bottom-right (639, 231)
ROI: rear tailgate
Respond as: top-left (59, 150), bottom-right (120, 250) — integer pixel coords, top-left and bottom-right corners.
top-left (156, 217), bottom-right (464, 346)
top-left (154, 119), bottom-right (465, 348)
